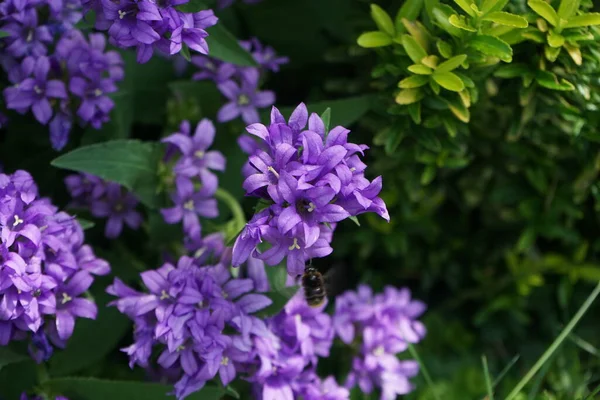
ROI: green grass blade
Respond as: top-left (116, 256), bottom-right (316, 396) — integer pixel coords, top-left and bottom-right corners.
top-left (492, 355), bottom-right (520, 388)
top-left (584, 381), bottom-right (600, 400)
top-left (505, 280), bottom-right (600, 400)
top-left (406, 342), bottom-right (441, 400)
top-left (568, 332), bottom-right (600, 357)
top-left (482, 355), bottom-right (494, 400)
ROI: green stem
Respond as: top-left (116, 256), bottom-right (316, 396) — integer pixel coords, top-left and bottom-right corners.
top-left (505, 280), bottom-right (600, 400)
top-left (482, 355), bottom-right (494, 400)
top-left (215, 188), bottom-right (246, 226)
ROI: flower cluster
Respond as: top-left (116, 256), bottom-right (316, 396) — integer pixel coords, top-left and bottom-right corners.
top-left (192, 37), bottom-right (286, 124)
top-left (64, 174), bottom-right (142, 239)
top-left (85, 0), bottom-right (217, 63)
top-left (232, 103), bottom-right (389, 276)
top-left (246, 292), bottom-right (349, 400)
top-left (107, 241), bottom-right (273, 399)
top-left (0, 169), bottom-right (110, 361)
top-left (333, 285), bottom-right (426, 399)
top-left (160, 119), bottom-right (225, 240)
top-left (0, 0), bottom-right (124, 150)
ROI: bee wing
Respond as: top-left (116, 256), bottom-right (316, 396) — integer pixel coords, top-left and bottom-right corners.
top-left (322, 262), bottom-right (349, 298)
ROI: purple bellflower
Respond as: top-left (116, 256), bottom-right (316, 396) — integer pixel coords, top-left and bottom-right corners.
top-left (232, 103), bottom-right (389, 277)
top-left (0, 169), bottom-right (109, 359)
top-left (217, 68), bottom-right (275, 124)
top-left (333, 285), bottom-right (426, 399)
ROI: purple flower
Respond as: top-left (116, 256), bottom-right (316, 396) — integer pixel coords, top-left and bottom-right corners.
top-left (2, 10), bottom-right (52, 58)
top-left (108, 253), bottom-right (272, 400)
top-left (161, 176), bottom-right (218, 236)
top-left (89, 182), bottom-right (142, 239)
top-left (217, 68), bottom-right (275, 124)
top-left (191, 56), bottom-right (236, 83)
top-left (232, 103), bottom-right (389, 277)
top-left (64, 173), bottom-right (106, 207)
top-left (3, 56), bottom-right (67, 124)
top-left (294, 373), bottom-right (350, 400)
top-left (240, 37), bottom-right (289, 72)
top-left (333, 285), bottom-right (425, 398)
top-left (0, 169), bottom-right (109, 358)
top-left (162, 118), bottom-right (226, 186)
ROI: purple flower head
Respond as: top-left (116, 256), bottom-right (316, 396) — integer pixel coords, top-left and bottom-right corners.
top-left (91, 0), bottom-right (217, 63)
top-left (217, 68), bottom-right (275, 124)
top-left (161, 176), bottom-right (218, 237)
top-left (240, 37), bottom-right (289, 72)
top-left (108, 255), bottom-right (272, 400)
top-left (64, 173), bottom-right (107, 207)
top-left (191, 55), bottom-right (236, 83)
top-left (294, 372), bottom-right (350, 400)
top-left (232, 104), bottom-right (389, 276)
top-left (0, 169), bottom-right (109, 358)
top-left (333, 285), bottom-right (425, 398)
top-left (1, 10), bottom-right (52, 58)
top-left (217, 0), bottom-right (263, 9)
top-left (89, 182), bottom-right (142, 239)
top-left (3, 56), bottom-right (67, 124)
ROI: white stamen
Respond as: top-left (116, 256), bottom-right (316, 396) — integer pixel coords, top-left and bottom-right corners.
top-left (160, 290), bottom-right (170, 300)
top-left (221, 356), bottom-right (229, 366)
top-left (288, 238), bottom-right (301, 251)
top-left (118, 9), bottom-right (127, 19)
top-left (94, 88), bottom-right (102, 97)
top-left (61, 292), bottom-right (73, 304)
top-left (26, 31), bottom-right (33, 42)
top-left (194, 150), bottom-right (205, 159)
top-left (307, 202), bottom-right (316, 212)
top-left (12, 215), bottom-right (24, 227)
top-left (267, 166), bottom-right (280, 179)
top-left (184, 200), bottom-right (194, 211)
top-left (373, 345), bottom-right (385, 357)
top-left (34, 85), bottom-right (42, 95)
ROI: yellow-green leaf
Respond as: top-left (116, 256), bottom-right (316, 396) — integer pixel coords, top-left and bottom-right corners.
top-left (482, 11), bottom-right (528, 28)
top-left (469, 34), bottom-right (513, 62)
top-left (408, 64), bottom-right (434, 74)
top-left (544, 44), bottom-right (562, 61)
top-left (421, 55), bottom-right (439, 68)
top-left (528, 0), bottom-right (559, 26)
top-left (558, 0), bottom-right (581, 19)
top-left (453, 0), bottom-right (475, 16)
top-left (357, 31), bottom-right (392, 48)
top-left (432, 5), bottom-right (464, 37)
top-left (401, 34), bottom-right (429, 63)
top-left (481, 0), bottom-right (509, 14)
top-left (436, 40), bottom-right (453, 58)
top-left (565, 42), bottom-right (582, 65)
top-left (446, 98), bottom-right (471, 122)
top-left (432, 71), bottom-right (465, 91)
top-left (536, 70), bottom-right (575, 90)
top-left (564, 13), bottom-right (600, 28)
top-left (398, 75), bottom-right (430, 88)
top-left (436, 54), bottom-right (467, 73)
top-left (371, 4), bottom-right (395, 36)
top-left (401, 19), bottom-right (432, 52)
top-left (395, 88), bottom-right (425, 104)
top-left (547, 30), bottom-right (565, 47)
top-left (449, 14), bottom-right (477, 31)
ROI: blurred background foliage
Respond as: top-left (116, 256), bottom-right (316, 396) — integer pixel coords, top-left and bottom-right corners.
top-left (3, 0), bottom-right (600, 399)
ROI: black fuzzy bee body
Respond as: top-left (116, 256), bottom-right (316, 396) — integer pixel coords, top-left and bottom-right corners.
top-left (302, 265), bottom-right (326, 307)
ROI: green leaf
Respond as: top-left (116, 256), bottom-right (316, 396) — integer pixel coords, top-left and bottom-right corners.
top-left (435, 54), bottom-right (467, 72)
top-left (547, 30), bottom-right (565, 47)
top-left (175, 0), bottom-right (206, 12)
top-left (51, 140), bottom-right (162, 209)
top-left (395, 88), bottom-right (425, 105)
top-left (349, 216), bottom-right (361, 226)
top-left (0, 30), bottom-right (10, 38)
top-left (205, 24), bottom-right (257, 66)
top-left (357, 31), bottom-right (392, 47)
top-left (399, 75), bottom-right (430, 88)
top-left (257, 266), bottom-right (299, 317)
top-left (180, 44), bottom-right (191, 62)
top-left (481, 0), bottom-right (509, 14)
top-left (0, 348), bottom-right (27, 372)
top-left (320, 108), bottom-right (331, 133)
top-left (408, 102), bottom-right (422, 124)
top-left (564, 13), bottom-right (600, 28)
top-left (528, 0), bottom-right (559, 26)
top-left (408, 64), bottom-right (433, 74)
top-left (401, 34), bottom-right (429, 63)
top-left (544, 44), bottom-right (562, 61)
top-left (76, 218), bottom-right (95, 230)
top-left (421, 165), bottom-right (437, 185)
top-left (557, 0), bottom-right (581, 19)
top-left (536, 70), bottom-right (575, 90)
top-left (445, 97), bottom-right (471, 122)
top-left (448, 14), bottom-right (477, 32)
top-left (482, 11), bottom-right (528, 28)
top-left (432, 71), bottom-right (465, 91)
top-left (415, 130), bottom-right (442, 152)
top-left (397, 0), bottom-right (424, 22)
top-left (43, 378), bottom-right (227, 400)
top-left (432, 5), bottom-right (464, 37)
top-left (436, 40), bottom-right (453, 58)
top-left (453, 0), bottom-right (476, 16)
top-left (49, 293), bottom-right (131, 376)
top-left (371, 4), bottom-right (395, 36)
top-left (470, 34), bottom-right (513, 62)
top-left (494, 63), bottom-right (532, 78)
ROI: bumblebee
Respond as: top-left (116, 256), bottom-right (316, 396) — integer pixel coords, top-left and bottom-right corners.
top-left (301, 264), bottom-right (326, 307)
